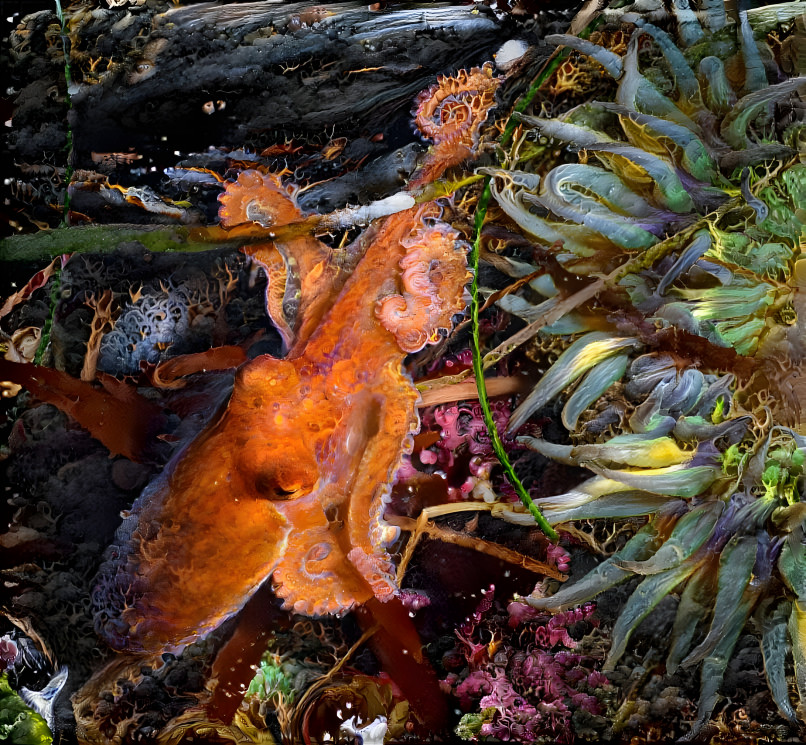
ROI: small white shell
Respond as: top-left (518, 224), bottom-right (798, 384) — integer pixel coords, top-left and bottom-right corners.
top-left (494, 39), bottom-right (529, 72)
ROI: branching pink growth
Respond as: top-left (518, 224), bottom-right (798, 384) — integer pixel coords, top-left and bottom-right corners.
top-left (0, 255), bottom-right (67, 320)
top-left (399, 589), bottom-right (431, 612)
top-left (423, 399), bottom-right (515, 469)
top-left (547, 543), bottom-right (572, 574)
top-left (460, 584), bottom-right (496, 637)
top-left (455, 669), bottom-right (495, 708)
top-left (445, 596), bottom-right (608, 743)
top-left (425, 348), bottom-right (474, 374)
top-left (0, 636), bottom-right (17, 671)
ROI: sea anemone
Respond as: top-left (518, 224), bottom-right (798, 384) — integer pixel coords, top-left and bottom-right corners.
top-left (477, 0), bottom-right (806, 736)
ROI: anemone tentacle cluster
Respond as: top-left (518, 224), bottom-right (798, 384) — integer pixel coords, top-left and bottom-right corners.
top-left (475, 0), bottom-right (806, 736)
top-left (94, 271), bottom-right (239, 377)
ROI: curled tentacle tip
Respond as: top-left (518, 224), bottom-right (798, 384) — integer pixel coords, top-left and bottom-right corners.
top-left (218, 169), bottom-right (302, 228)
top-left (376, 220), bottom-right (471, 353)
top-left (413, 63), bottom-right (501, 149)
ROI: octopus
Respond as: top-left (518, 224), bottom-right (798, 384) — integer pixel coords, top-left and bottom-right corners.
top-left (89, 66), bottom-right (497, 656)
top-left (92, 199), bottom-right (471, 653)
top-left (0, 64), bottom-right (499, 739)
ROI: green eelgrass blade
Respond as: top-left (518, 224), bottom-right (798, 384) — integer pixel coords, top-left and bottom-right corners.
top-left (468, 12), bottom-right (602, 541)
top-left (469, 187), bottom-right (557, 542)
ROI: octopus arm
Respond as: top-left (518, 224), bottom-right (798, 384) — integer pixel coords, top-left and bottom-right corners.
top-left (243, 243), bottom-right (294, 350)
top-left (342, 367), bottom-right (421, 599)
top-left (376, 220), bottom-right (471, 352)
top-left (410, 65), bottom-right (501, 187)
top-left (93, 357), bottom-right (307, 653)
top-left (271, 364), bottom-right (419, 615)
top-left (219, 170), bottom-right (342, 352)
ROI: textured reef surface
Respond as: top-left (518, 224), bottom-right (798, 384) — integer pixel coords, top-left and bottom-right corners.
top-left (1, 1), bottom-right (806, 743)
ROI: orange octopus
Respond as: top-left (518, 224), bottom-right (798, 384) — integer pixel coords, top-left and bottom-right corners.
top-left (93, 198), bottom-right (469, 652)
top-left (0, 65), bottom-right (501, 737)
top-left (93, 66), bottom-right (498, 656)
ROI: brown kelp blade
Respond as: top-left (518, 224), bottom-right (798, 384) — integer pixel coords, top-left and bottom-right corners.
top-left (0, 360), bottom-right (165, 462)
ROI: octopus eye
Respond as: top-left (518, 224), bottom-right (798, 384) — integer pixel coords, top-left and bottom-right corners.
top-left (135, 63), bottom-right (152, 74)
top-left (254, 472), bottom-right (299, 500)
top-left (253, 461), bottom-right (315, 501)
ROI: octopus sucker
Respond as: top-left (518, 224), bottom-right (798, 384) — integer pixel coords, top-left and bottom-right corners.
top-left (413, 64), bottom-right (500, 146)
top-left (376, 217), bottom-right (472, 352)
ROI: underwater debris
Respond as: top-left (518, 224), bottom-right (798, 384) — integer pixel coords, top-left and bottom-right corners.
top-left (18, 668), bottom-right (67, 733)
top-left (0, 359), bottom-right (167, 462)
top-left (340, 714), bottom-right (389, 745)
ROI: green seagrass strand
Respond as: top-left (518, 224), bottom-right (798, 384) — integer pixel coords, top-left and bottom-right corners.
top-left (54, 0), bottom-right (74, 226)
top-left (469, 194), bottom-right (558, 541)
top-left (468, 13), bottom-right (603, 541)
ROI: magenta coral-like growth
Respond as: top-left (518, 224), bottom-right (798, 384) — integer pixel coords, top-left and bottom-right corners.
top-left (445, 593), bottom-right (609, 742)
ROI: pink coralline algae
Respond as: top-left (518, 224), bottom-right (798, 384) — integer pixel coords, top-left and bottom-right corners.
top-left (395, 397), bottom-right (519, 499)
top-left (416, 400), bottom-right (520, 494)
top-left (444, 598), bottom-right (610, 742)
top-left (431, 401), bottom-right (512, 457)
top-left (545, 543), bottom-right (571, 575)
